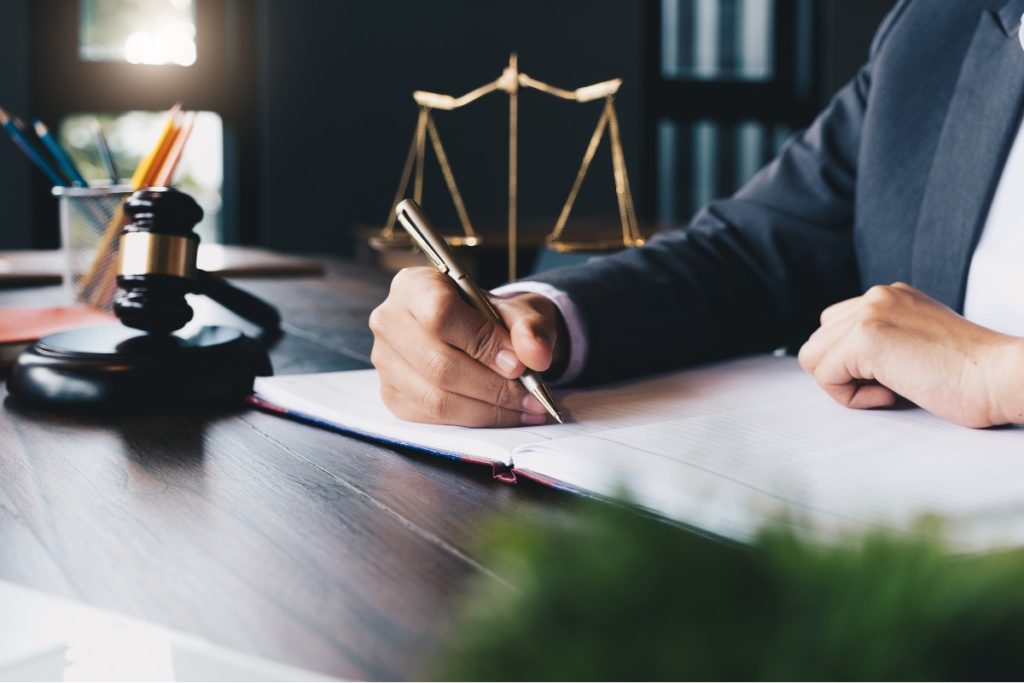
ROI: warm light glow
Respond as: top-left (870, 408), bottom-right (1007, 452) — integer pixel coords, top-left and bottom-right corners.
top-left (122, 22), bottom-right (196, 66)
top-left (80, 0), bottom-right (198, 65)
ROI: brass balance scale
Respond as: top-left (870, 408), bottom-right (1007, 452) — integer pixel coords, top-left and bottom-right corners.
top-left (370, 54), bottom-right (645, 281)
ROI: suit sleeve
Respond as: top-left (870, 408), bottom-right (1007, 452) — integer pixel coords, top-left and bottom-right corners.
top-left (523, 1), bottom-right (912, 386)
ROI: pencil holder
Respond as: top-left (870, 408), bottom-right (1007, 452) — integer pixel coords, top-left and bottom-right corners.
top-left (53, 185), bottom-right (132, 310)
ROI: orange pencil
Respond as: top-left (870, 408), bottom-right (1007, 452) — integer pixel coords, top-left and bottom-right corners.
top-left (152, 111), bottom-right (196, 186)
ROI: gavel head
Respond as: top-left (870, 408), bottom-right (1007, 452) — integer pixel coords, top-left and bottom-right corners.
top-left (114, 187), bottom-right (204, 334)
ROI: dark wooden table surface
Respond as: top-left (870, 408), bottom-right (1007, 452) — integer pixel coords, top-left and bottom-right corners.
top-left (0, 259), bottom-right (577, 680)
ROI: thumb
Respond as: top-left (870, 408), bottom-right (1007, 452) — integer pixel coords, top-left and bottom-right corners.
top-left (505, 306), bottom-right (556, 373)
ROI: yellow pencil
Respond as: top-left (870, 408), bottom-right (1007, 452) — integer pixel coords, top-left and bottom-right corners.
top-left (131, 103), bottom-right (182, 188)
top-left (153, 111), bottom-right (196, 187)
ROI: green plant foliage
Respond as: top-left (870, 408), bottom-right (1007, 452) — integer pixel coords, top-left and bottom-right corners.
top-left (433, 502), bottom-right (1024, 680)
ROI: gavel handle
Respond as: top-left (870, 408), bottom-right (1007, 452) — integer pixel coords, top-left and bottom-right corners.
top-left (194, 270), bottom-right (282, 334)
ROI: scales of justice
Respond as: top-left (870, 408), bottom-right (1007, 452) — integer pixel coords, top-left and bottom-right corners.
top-left (370, 54), bottom-right (646, 281)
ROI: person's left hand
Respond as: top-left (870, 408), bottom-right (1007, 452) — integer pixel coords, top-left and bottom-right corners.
top-left (798, 283), bottom-right (1024, 428)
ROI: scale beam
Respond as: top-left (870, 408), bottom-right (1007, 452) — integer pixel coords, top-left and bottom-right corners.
top-left (374, 55), bottom-right (642, 275)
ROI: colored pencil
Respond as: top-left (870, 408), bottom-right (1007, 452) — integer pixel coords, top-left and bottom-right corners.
top-left (92, 120), bottom-right (119, 183)
top-left (152, 111), bottom-right (196, 186)
top-left (0, 106), bottom-right (67, 187)
top-left (130, 103), bottom-right (182, 188)
top-left (33, 119), bottom-right (88, 187)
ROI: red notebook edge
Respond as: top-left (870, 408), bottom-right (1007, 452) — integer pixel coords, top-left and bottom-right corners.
top-left (0, 305), bottom-right (118, 345)
top-left (246, 394), bottom-right (687, 534)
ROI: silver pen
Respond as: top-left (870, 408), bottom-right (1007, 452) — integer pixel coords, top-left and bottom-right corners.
top-left (395, 199), bottom-right (565, 424)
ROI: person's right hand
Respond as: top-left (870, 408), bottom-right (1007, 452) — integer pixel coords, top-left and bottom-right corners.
top-left (369, 267), bottom-right (567, 427)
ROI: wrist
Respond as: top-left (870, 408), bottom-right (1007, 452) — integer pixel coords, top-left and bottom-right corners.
top-left (991, 337), bottom-right (1024, 425)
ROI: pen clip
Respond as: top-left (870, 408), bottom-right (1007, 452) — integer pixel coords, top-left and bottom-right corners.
top-left (396, 207), bottom-right (449, 274)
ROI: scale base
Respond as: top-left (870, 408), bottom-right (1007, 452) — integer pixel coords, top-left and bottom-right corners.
top-left (7, 324), bottom-right (272, 412)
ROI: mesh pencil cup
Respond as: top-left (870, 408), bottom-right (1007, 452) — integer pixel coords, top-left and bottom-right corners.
top-left (53, 184), bottom-right (132, 310)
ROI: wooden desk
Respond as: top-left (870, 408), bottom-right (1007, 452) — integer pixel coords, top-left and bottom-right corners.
top-left (0, 259), bottom-right (576, 679)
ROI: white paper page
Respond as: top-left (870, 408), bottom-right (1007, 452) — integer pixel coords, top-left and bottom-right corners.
top-left (0, 580), bottom-right (329, 681)
top-left (252, 356), bottom-right (806, 467)
top-left (513, 359), bottom-right (1024, 552)
top-left (254, 370), bottom-right (532, 465)
top-left (530, 353), bottom-right (812, 436)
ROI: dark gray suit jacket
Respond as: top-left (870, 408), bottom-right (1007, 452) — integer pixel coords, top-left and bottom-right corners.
top-left (528, 0), bottom-right (1024, 385)
top-left (530, 0), bottom-right (1024, 385)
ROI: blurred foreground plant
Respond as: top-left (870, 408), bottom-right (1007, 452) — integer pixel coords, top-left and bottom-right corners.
top-left (433, 502), bottom-right (1024, 680)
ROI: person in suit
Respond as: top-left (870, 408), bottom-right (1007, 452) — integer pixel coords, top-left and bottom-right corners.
top-left (369, 0), bottom-right (1024, 429)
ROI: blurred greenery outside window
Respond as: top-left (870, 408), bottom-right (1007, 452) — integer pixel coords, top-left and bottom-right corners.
top-left (59, 112), bottom-right (224, 243)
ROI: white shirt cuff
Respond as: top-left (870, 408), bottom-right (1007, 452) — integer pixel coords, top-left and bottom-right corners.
top-left (490, 281), bottom-right (587, 384)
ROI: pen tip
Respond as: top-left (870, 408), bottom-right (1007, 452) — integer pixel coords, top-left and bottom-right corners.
top-left (0, 107), bottom-right (8, 125)
top-left (33, 120), bottom-right (46, 135)
top-left (530, 384), bottom-right (566, 425)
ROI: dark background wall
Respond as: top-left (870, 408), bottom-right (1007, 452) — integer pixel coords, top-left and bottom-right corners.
top-left (258, 0), bottom-right (646, 254)
top-left (0, 0), bottom-right (896, 253)
top-left (0, 0), bottom-right (32, 248)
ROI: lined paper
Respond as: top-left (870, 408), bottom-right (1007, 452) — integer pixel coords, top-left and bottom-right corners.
top-left (253, 356), bottom-right (807, 462)
top-left (255, 356), bottom-right (1024, 550)
top-left (513, 359), bottom-right (1024, 550)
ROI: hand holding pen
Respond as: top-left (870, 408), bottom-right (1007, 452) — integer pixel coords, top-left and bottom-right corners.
top-left (369, 199), bottom-right (568, 427)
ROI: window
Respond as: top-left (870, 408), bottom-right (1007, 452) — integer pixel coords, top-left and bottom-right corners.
top-left (79, 0), bottom-right (197, 66)
top-left (26, 0), bottom-right (258, 248)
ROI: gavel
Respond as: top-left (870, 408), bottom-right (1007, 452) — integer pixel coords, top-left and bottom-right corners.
top-left (114, 187), bottom-right (281, 335)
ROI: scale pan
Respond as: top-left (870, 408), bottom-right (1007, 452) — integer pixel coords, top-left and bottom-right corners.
top-left (544, 236), bottom-right (645, 254)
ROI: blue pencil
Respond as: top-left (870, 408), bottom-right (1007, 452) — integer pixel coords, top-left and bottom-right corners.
top-left (34, 119), bottom-right (88, 187)
top-left (92, 119), bottom-right (119, 183)
top-left (0, 106), bottom-right (66, 187)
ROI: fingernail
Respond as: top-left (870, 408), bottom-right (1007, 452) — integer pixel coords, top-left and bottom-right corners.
top-left (496, 349), bottom-right (518, 373)
top-left (521, 412), bottom-right (546, 425)
top-left (522, 395), bottom-right (545, 413)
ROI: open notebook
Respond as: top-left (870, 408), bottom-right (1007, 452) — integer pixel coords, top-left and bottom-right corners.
top-left (251, 355), bottom-right (1024, 552)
